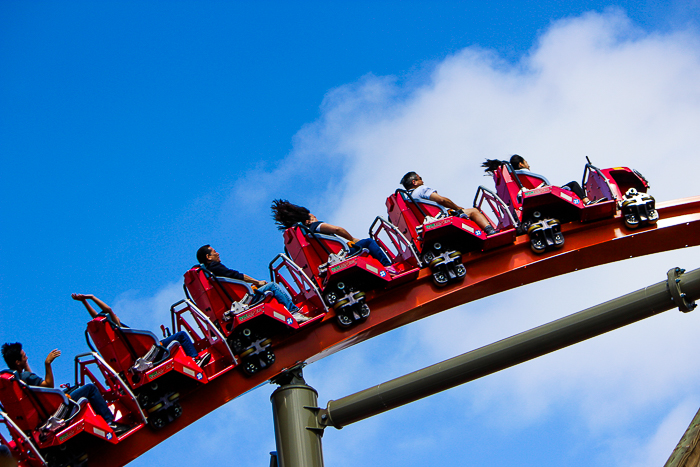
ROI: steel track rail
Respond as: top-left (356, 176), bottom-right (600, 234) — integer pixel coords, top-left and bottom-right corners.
top-left (87, 196), bottom-right (700, 467)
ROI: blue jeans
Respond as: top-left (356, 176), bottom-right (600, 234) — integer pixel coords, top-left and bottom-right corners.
top-left (351, 238), bottom-right (391, 266)
top-left (257, 282), bottom-right (299, 312)
top-left (161, 331), bottom-right (198, 358)
top-left (70, 383), bottom-right (114, 423)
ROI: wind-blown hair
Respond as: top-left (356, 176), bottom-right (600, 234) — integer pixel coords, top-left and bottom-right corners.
top-left (482, 159), bottom-right (505, 173)
top-left (271, 199), bottom-right (311, 230)
top-left (2, 342), bottom-right (22, 370)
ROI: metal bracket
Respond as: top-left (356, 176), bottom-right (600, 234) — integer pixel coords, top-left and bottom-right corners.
top-left (667, 267), bottom-right (697, 313)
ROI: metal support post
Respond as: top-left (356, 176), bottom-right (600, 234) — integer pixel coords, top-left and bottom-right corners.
top-left (270, 366), bottom-right (324, 467)
top-left (319, 266), bottom-right (700, 429)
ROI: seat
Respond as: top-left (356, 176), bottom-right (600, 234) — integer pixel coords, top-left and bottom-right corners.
top-left (0, 370), bottom-right (84, 437)
top-left (86, 317), bottom-right (171, 375)
top-left (513, 170), bottom-right (550, 190)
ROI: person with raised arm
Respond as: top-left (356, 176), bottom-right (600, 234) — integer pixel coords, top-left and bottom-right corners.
top-left (1, 342), bottom-right (128, 433)
top-left (71, 293), bottom-right (211, 366)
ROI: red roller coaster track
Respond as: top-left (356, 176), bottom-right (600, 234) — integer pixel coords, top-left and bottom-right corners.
top-left (72, 196), bottom-right (700, 466)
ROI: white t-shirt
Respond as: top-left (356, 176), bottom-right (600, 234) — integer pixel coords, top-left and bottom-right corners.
top-left (411, 185), bottom-right (436, 200)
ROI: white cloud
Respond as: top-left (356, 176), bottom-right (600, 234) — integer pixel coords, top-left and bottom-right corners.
top-left (130, 10), bottom-right (700, 467)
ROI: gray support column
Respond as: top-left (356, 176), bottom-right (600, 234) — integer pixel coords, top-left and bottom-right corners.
top-left (320, 266), bottom-right (700, 429)
top-left (270, 367), bottom-right (324, 467)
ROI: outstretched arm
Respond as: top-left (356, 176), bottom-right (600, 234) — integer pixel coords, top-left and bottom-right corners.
top-left (317, 223), bottom-right (360, 243)
top-left (39, 349), bottom-right (61, 388)
top-left (72, 294), bottom-right (122, 327)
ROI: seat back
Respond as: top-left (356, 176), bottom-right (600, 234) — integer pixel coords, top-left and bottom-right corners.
top-left (86, 317), bottom-right (160, 373)
top-left (183, 267), bottom-right (257, 325)
top-left (283, 225), bottom-right (349, 285)
top-left (386, 190), bottom-right (450, 248)
top-left (490, 163), bottom-right (524, 218)
top-left (0, 370), bottom-right (69, 433)
top-left (514, 170), bottom-right (550, 190)
top-left (601, 167), bottom-right (649, 200)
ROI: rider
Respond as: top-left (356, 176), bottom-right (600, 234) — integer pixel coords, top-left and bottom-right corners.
top-left (399, 172), bottom-right (497, 235)
top-left (72, 293), bottom-right (211, 367)
top-left (270, 199), bottom-right (393, 267)
top-left (1, 342), bottom-right (129, 434)
top-left (196, 245), bottom-right (310, 323)
top-left (505, 155), bottom-right (602, 205)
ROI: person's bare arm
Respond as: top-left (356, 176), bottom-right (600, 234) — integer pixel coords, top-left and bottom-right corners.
top-left (72, 294), bottom-right (121, 326)
top-left (39, 349), bottom-right (61, 388)
top-left (428, 192), bottom-right (464, 212)
top-left (317, 223), bottom-right (360, 243)
top-left (242, 275), bottom-right (266, 287)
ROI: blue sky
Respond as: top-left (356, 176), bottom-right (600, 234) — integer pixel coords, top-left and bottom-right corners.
top-left (2, 2), bottom-right (700, 466)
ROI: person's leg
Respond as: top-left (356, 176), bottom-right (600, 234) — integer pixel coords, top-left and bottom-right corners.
top-left (70, 383), bottom-right (114, 423)
top-left (258, 282), bottom-right (299, 312)
top-left (562, 181), bottom-right (588, 202)
top-left (354, 238), bottom-right (391, 266)
top-left (161, 331), bottom-right (198, 358)
top-left (460, 208), bottom-right (496, 235)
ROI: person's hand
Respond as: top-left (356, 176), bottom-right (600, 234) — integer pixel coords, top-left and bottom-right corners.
top-left (256, 280), bottom-right (267, 287)
top-left (45, 349), bottom-right (61, 365)
top-left (71, 293), bottom-right (90, 301)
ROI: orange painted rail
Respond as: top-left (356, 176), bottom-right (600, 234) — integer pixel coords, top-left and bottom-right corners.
top-left (87, 196), bottom-right (700, 466)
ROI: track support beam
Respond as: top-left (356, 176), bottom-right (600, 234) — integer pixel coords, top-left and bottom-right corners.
top-left (270, 367), bottom-right (325, 467)
top-left (319, 266), bottom-right (700, 429)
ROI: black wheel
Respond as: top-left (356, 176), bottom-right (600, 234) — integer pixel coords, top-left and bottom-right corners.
top-left (530, 238), bottom-right (546, 254)
top-left (324, 291), bottom-right (338, 305)
top-left (243, 360), bottom-right (259, 375)
top-left (264, 349), bottom-right (275, 365)
top-left (149, 414), bottom-right (167, 430)
top-left (454, 264), bottom-right (466, 278)
top-left (337, 313), bottom-right (353, 327)
top-left (624, 214), bottom-right (639, 229)
top-left (433, 270), bottom-right (449, 287)
top-left (170, 403), bottom-right (183, 419)
top-left (553, 233), bottom-right (565, 248)
top-left (422, 251), bottom-right (435, 263)
top-left (358, 303), bottom-right (370, 319)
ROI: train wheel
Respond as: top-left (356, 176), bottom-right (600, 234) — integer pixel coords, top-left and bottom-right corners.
top-left (333, 298), bottom-right (350, 310)
top-left (260, 338), bottom-right (273, 348)
top-left (553, 233), bottom-right (565, 248)
top-left (433, 270), bottom-right (449, 287)
top-left (530, 238), bottom-right (546, 254)
top-left (454, 264), bottom-right (466, 278)
top-left (168, 393), bottom-right (180, 401)
top-left (147, 403), bottom-right (164, 414)
top-left (264, 349), bottom-right (275, 366)
top-left (324, 291), bottom-right (338, 306)
top-left (149, 414), bottom-right (167, 430)
top-left (240, 347), bottom-right (255, 358)
top-left (359, 303), bottom-right (370, 319)
top-left (429, 256), bottom-right (445, 268)
top-left (337, 313), bottom-right (353, 327)
top-left (170, 403), bottom-right (183, 419)
top-left (624, 214), bottom-right (639, 229)
top-left (448, 250), bottom-right (462, 259)
top-left (243, 360), bottom-right (259, 375)
top-left (422, 251), bottom-right (435, 264)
